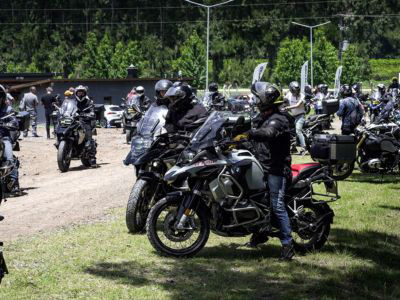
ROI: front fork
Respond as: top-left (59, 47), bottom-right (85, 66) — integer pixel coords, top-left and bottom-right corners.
top-left (175, 180), bottom-right (204, 230)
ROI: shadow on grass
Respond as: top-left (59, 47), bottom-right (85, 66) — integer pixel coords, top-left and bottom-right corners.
top-left (379, 205), bottom-right (400, 211)
top-left (348, 172), bottom-right (399, 184)
top-left (85, 228), bottom-right (400, 299)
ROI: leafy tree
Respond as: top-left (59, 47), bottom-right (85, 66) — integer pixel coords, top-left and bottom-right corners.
top-left (96, 31), bottom-right (113, 78)
top-left (71, 32), bottom-right (98, 78)
top-left (341, 45), bottom-right (371, 84)
top-left (172, 31), bottom-right (206, 88)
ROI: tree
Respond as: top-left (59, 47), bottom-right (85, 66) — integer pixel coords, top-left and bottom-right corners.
top-left (96, 31), bottom-right (113, 78)
top-left (71, 32), bottom-right (98, 78)
top-left (341, 45), bottom-right (371, 84)
top-left (172, 31), bottom-right (206, 88)
top-left (274, 38), bottom-right (309, 85)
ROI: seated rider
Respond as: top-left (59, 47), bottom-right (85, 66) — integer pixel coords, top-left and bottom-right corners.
top-left (0, 85), bottom-right (20, 195)
top-left (75, 85), bottom-right (97, 167)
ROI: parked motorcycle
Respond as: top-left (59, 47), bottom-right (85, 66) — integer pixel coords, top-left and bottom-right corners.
top-left (55, 99), bottom-right (95, 172)
top-left (146, 111), bottom-right (339, 257)
top-left (125, 103), bottom-right (205, 233)
top-left (355, 122), bottom-right (400, 173)
top-left (122, 95), bottom-right (143, 144)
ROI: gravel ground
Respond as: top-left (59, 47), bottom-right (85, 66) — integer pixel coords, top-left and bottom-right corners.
top-left (0, 126), bottom-right (134, 241)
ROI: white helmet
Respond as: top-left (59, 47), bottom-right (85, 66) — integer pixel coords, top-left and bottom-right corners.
top-left (75, 85), bottom-right (87, 102)
top-left (135, 86), bottom-right (144, 95)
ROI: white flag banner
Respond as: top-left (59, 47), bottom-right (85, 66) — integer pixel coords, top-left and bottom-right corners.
top-left (300, 61), bottom-right (308, 94)
top-left (334, 66), bottom-right (342, 98)
top-left (252, 62), bottom-right (268, 84)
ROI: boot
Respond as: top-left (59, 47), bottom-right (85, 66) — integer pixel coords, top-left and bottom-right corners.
top-left (46, 128), bottom-right (50, 139)
top-left (279, 242), bottom-right (295, 261)
top-left (246, 232), bottom-right (269, 248)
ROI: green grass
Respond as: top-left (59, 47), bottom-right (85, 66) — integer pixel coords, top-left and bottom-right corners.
top-left (0, 158), bottom-right (399, 299)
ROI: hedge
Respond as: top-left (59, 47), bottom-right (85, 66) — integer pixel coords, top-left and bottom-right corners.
top-left (369, 59), bottom-right (400, 81)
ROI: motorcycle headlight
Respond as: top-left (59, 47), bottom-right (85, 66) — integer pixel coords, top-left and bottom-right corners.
top-left (60, 118), bottom-right (73, 126)
top-left (178, 150), bottom-right (196, 165)
top-left (130, 137), bottom-right (153, 159)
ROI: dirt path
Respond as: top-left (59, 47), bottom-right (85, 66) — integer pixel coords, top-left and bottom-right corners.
top-left (0, 127), bottom-right (134, 241)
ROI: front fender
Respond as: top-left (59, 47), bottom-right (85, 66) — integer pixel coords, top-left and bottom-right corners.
top-left (132, 149), bottom-right (162, 166)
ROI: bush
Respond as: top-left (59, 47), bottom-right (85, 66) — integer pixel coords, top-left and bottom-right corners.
top-left (341, 45), bottom-right (371, 84)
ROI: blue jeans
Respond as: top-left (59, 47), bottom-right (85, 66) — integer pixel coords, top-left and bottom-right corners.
top-left (268, 174), bottom-right (292, 245)
top-left (3, 139), bottom-right (18, 180)
top-left (294, 114), bottom-right (306, 148)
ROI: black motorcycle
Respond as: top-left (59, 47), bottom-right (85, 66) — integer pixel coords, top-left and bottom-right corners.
top-left (122, 96), bottom-right (143, 144)
top-left (146, 111), bottom-right (339, 257)
top-left (55, 99), bottom-right (95, 172)
top-left (125, 104), bottom-right (205, 233)
top-left (355, 123), bottom-right (400, 173)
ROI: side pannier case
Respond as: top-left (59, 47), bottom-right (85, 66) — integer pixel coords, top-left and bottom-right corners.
top-left (310, 134), bottom-right (356, 162)
top-left (322, 99), bottom-right (339, 115)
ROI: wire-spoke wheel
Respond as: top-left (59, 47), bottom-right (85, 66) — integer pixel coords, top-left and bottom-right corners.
top-left (146, 197), bottom-right (210, 257)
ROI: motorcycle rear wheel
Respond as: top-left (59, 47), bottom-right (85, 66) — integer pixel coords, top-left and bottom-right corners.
top-left (146, 197), bottom-right (210, 257)
top-left (57, 140), bottom-right (72, 172)
top-left (331, 161), bottom-right (355, 180)
top-left (126, 179), bottom-right (152, 233)
top-left (292, 201), bottom-right (331, 253)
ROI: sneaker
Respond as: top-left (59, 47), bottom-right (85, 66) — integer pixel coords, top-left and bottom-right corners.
top-left (279, 243), bottom-right (295, 261)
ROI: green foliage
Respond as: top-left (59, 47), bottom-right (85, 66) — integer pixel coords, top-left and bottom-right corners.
top-left (369, 59), bottom-right (400, 81)
top-left (172, 31), bottom-right (206, 88)
top-left (218, 59), bottom-right (270, 87)
top-left (341, 45), bottom-right (371, 84)
top-left (96, 31), bottom-right (113, 78)
top-left (274, 38), bottom-right (309, 85)
top-left (71, 32), bottom-right (98, 78)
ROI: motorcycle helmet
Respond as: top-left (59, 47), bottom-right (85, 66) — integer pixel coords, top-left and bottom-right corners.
top-left (155, 79), bottom-right (173, 100)
top-left (392, 77), bottom-right (398, 83)
top-left (165, 83), bottom-right (192, 110)
top-left (304, 84), bottom-right (312, 96)
top-left (289, 81), bottom-right (300, 96)
top-left (377, 83), bottom-right (386, 95)
top-left (208, 82), bottom-right (218, 93)
top-left (75, 85), bottom-right (87, 102)
top-left (340, 84), bottom-right (352, 97)
top-left (135, 86), bottom-right (145, 95)
top-left (0, 85), bottom-right (7, 107)
top-left (352, 82), bottom-right (362, 94)
top-left (251, 82), bottom-right (283, 112)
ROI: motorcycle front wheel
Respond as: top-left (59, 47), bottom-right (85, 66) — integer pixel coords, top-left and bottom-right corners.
top-left (126, 179), bottom-right (153, 233)
top-left (146, 197), bottom-right (210, 257)
top-left (57, 140), bottom-right (72, 172)
top-left (292, 201), bottom-right (332, 253)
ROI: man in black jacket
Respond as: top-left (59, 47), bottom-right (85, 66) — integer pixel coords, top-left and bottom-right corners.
top-left (75, 85), bottom-right (97, 167)
top-left (41, 87), bottom-right (56, 139)
top-left (247, 82), bottom-right (295, 261)
top-left (164, 83), bottom-right (208, 133)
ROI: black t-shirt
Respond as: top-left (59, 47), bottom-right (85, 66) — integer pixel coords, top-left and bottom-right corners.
top-left (41, 94), bottom-right (55, 112)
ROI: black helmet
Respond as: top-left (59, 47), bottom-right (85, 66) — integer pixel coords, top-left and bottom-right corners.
top-left (340, 84), bottom-right (352, 97)
top-left (289, 81), bottom-right (300, 96)
top-left (304, 84), bottom-right (312, 95)
top-left (352, 82), bottom-right (362, 94)
top-left (75, 85), bottom-right (87, 102)
top-left (155, 79), bottom-right (173, 100)
top-left (377, 83), bottom-right (386, 94)
top-left (208, 82), bottom-right (218, 92)
top-left (392, 77), bottom-right (398, 83)
top-left (251, 82), bottom-right (283, 112)
top-left (165, 83), bottom-right (192, 110)
top-left (0, 84), bottom-right (6, 106)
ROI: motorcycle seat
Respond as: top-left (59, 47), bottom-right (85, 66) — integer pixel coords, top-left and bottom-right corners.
top-left (291, 163), bottom-right (321, 184)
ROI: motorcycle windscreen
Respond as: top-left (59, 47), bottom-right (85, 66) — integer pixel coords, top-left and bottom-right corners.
top-left (60, 99), bottom-right (78, 117)
top-left (126, 95), bottom-right (142, 112)
top-left (136, 104), bottom-right (168, 137)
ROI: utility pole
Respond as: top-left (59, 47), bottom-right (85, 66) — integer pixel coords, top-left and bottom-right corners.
top-left (292, 21), bottom-right (331, 87)
top-left (184, 0), bottom-right (234, 91)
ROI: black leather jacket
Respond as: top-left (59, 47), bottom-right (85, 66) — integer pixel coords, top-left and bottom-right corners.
top-left (165, 100), bottom-right (208, 133)
top-left (249, 110), bottom-right (293, 177)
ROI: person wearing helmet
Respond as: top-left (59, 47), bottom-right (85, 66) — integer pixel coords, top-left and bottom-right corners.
top-left (388, 77), bottom-right (399, 90)
top-left (208, 82), bottom-right (225, 110)
top-left (154, 79), bottom-right (173, 106)
top-left (284, 81), bottom-right (307, 155)
top-left (20, 86), bottom-right (39, 137)
top-left (376, 83), bottom-right (386, 100)
top-left (164, 82), bottom-right (208, 133)
top-left (75, 85), bottom-right (97, 167)
top-left (0, 85), bottom-right (21, 195)
top-left (246, 82), bottom-right (294, 260)
top-left (375, 93), bottom-right (396, 124)
top-left (135, 86), bottom-right (151, 111)
top-left (337, 84), bottom-right (364, 135)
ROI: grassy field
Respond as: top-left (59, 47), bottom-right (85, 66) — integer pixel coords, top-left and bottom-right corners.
top-left (0, 156), bottom-right (399, 299)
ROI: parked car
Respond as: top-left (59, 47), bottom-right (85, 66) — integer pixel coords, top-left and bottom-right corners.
top-left (99, 105), bottom-right (123, 128)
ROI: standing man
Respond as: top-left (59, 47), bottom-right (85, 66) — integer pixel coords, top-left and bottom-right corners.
top-left (284, 81), bottom-right (307, 155)
top-left (41, 87), bottom-right (56, 139)
top-left (337, 84), bottom-right (364, 135)
top-left (20, 86), bottom-right (39, 137)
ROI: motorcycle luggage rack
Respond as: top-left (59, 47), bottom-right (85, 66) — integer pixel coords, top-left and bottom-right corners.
top-left (309, 178), bottom-right (340, 203)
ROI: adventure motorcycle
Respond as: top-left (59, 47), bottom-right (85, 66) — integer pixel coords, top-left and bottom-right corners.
top-left (146, 111), bottom-right (339, 257)
top-left (355, 122), bottom-right (400, 173)
top-left (55, 99), bottom-right (95, 172)
top-left (125, 103), bottom-right (205, 233)
top-left (122, 95), bottom-right (143, 144)
top-left (369, 91), bottom-right (384, 123)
